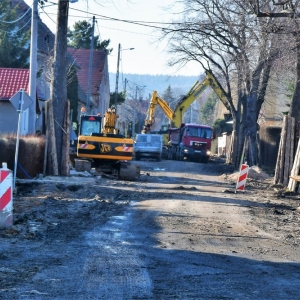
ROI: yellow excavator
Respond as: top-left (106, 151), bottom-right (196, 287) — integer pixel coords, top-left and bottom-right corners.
top-left (142, 70), bottom-right (230, 132)
top-left (75, 106), bottom-right (140, 180)
top-left (141, 70), bottom-right (230, 152)
top-left (172, 70), bottom-right (230, 128)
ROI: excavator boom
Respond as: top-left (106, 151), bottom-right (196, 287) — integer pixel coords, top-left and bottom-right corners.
top-left (142, 70), bottom-right (231, 131)
top-left (173, 70), bottom-right (230, 128)
top-left (142, 90), bottom-right (174, 133)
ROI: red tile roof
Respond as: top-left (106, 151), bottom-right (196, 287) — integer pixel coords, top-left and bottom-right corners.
top-left (67, 48), bottom-right (107, 96)
top-left (0, 68), bottom-right (29, 100)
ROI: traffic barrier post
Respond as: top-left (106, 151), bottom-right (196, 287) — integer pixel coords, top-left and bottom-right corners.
top-left (0, 162), bottom-right (13, 227)
top-left (236, 164), bottom-right (249, 192)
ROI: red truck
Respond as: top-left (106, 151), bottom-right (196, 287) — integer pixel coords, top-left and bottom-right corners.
top-left (167, 123), bottom-right (212, 163)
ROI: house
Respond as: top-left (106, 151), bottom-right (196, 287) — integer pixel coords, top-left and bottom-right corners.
top-left (0, 68), bottom-right (43, 134)
top-left (67, 48), bottom-right (110, 117)
top-left (0, 0), bottom-right (55, 135)
top-left (2, 1), bottom-right (111, 134)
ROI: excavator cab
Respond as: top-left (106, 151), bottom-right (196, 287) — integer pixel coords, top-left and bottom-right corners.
top-left (79, 115), bottom-right (102, 136)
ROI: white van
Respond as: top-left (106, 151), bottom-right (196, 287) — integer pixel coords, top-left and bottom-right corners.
top-left (134, 134), bottom-right (163, 161)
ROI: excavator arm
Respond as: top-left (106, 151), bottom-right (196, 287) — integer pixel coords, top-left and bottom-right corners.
top-left (142, 90), bottom-right (174, 133)
top-left (172, 70), bottom-right (231, 128)
top-left (142, 70), bottom-right (231, 131)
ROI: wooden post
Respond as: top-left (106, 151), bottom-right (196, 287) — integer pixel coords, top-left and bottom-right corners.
top-left (48, 99), bottom-right (58, 175)
top-left (43, 101), bottom-right (49, 176)
top-left (283, 116), bottom-right (292, 186)
top-left (61, 100), bottom-right (70, 176)
top-left (274, 115), bottom-right (288, 184)
top-left (288, 137), bottom-right (300, 191)
top-left (226, 130), bottom-right (235, 164)
top-left (289, 117), bottom-right (295, 176)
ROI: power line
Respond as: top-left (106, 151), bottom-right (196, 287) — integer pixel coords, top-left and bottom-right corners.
top-left (0, 6), bottom-right (31, 24)
top-left (39, 5), bottom-right (188, 29)
top-left (0, 16), bottom-right (31, 33)
top-left (39, 5), bottom-right (56, 25)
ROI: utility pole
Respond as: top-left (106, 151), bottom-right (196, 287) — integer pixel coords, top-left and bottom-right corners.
top-left (114, 43), bottom-right (121, 110)
top-left (121, 78), bottom-right (128, 135)
top-left (86, 16), bottom-right (95, 114)
top-left (51, 0), bottom-right (69, 175)
top-left (132, 85), bottom-right (138, 137)
top-left (28, 0), bottom-right (38, 134)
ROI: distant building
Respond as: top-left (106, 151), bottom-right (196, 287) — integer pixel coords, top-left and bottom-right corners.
top-left (67, 48), bottom-right (110, 117)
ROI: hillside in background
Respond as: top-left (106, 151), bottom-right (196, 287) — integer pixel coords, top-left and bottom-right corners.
top-left (109, 73), bottom-right (202, 98)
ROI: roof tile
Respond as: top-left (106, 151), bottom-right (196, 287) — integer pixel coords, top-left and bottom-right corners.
top-left (0, 68), bottom-right (29, 100)
top-left (67, 48), bottom-right (107, 96)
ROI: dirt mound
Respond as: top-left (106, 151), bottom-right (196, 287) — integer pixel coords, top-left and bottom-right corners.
top-left (222, 165), bottom-right (270, 182)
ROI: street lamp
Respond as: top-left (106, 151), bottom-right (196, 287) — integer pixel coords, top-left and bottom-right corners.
top-left (114, 44), bottom-right (134, 110)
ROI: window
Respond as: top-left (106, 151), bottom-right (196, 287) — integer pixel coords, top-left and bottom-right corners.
top-left (81, 120), bottom-right (101, 135)
top-left (187, 127), bottom-right (211, 138)
top-left (151, 136), bottom-right (160, 143)
top-left (137, 135), bottom-right (147, 142)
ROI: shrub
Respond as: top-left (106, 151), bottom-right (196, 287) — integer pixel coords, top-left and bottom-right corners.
top-left (0, 134), bottom-right (45, 179)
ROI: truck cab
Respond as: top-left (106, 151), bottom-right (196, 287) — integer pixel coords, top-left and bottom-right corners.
top-left (168, 123), bottom-right (212, 163)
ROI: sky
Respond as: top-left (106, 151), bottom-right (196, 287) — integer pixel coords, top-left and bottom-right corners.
top-left (24, 0), bottom-right (203, 77)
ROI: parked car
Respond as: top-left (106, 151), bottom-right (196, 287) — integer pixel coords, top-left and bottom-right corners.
top-left (134, 133), bottom-right (163, 161)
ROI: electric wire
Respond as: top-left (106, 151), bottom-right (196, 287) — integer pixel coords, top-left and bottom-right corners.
top-left (0, 16), bottom-right (31, 33)
top-left (0, 6), bottom-right (31, 24)
top-left (41, 11), bottom-right (161, 37)
top-left (39, 5), bottom-right (56, 26)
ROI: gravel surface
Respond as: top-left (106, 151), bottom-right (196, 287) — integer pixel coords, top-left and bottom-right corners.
top-left (1, 158), bottom-right (300, 299)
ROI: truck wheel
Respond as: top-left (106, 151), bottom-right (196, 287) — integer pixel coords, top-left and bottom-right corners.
top-left (167, 151), bottom-right (171, 160)
top-left (135, 154), bottom-right (141, 161)
top-left (201, 156), bottom-right (209, 163)
top-left (157, 155), bottom-right (162, 162)
top-left (171, 149), bottom-right (176, 160)
top-left (179, 152), bottom-right (184, 161)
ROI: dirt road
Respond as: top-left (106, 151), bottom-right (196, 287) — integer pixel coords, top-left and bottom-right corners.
top-left (1, 158), bottom-right (300, 299)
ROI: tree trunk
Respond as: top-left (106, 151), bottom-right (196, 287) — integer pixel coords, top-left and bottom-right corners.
top-left (61, 100), bottom-right (70, 176)
top-left (290, 32), bottom-right (300, 123)
top-left (50, 0), bottom-right (69, 175)
top-left (47, 99), bottom-right (58, 175)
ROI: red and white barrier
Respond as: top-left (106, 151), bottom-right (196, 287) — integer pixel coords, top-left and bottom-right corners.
top-left (0, 163), bottom-right (13, 227)
top-left (236, 164), bottom-right (249, 191)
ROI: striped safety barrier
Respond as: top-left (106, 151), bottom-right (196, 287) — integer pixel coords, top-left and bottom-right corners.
top-left (236, 164), bottom-right (249, 191)
top-left (122, 146), bottom-right (132, 152)
top-left (0, 163), bottom-right (13, 227)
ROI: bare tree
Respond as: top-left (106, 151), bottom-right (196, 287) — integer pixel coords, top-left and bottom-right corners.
top-left (161, 0), bottom-right (280, 167)
top-left (249, 0), bottom-right (300, 121)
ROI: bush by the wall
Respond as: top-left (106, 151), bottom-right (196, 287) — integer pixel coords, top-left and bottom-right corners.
top-left (0, 134), bottom-right (45, 179)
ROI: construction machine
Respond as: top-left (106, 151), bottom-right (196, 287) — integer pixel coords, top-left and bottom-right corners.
top-left (142, 90), bottom-right (174, 134)
top-left (167, 123), bottom-right (212, 163)
top-left (76, 106), bottom-right (140, 180)
top-left (142, 70), bottom-right (230, 131)
top-left (172, 70), bottom-right (230, 128)
top-left (140, 70), bottom-right (230, 163)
